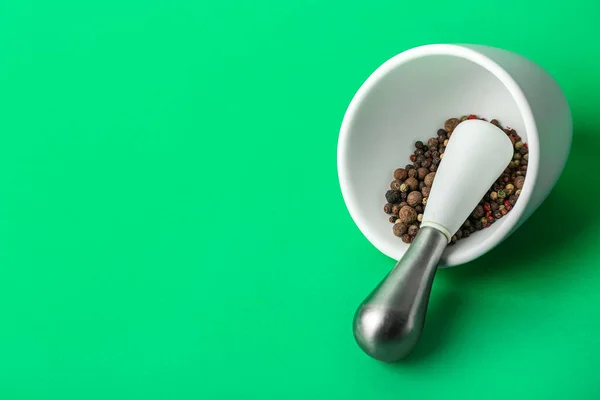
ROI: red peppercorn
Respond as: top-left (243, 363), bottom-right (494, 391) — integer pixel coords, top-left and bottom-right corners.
top-left (410, 154), bottom-right (417, 162)
top-left (503, 177), bottom-right (509, 183)
top-left (504, 200), bottom-right (510, 207)
top-left (468, 114), bottom-right (477, 119)
top-left (484, 203), bottom-right (491, 211)
top-left (487, 215), bottom-right (494, 221)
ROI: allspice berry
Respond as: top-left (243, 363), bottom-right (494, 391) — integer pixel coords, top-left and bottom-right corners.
top-left (408, 168), bottom-right (418, 179)
top-left (415, 205), bottom-right (424, 214)
top-left (424, 172), bottom-right (436, 187)
top-left (393, 223), bottom-right (408, 237)
top-left (407, 191), bottom-right (423, 207)
top-left (401, 234), bottom-right (412, 244)
top-left (421, 185), bottom-right (431, 198)
top-left (392, 204), bottom-right (402, 216)
top-left (385, 190), bottom-right (401, 204)
top-left (394, 168), bottom-right (408, 181)
top-left (444, 118), bottom-right (460, 133)
top-left (405, 177), bottom-right (419, 191)
top-left (390, 180), bottom-right (402, 191)
top-left (514, 175), bottom-right (525, 190)
top-left (408, 224), bottom-right (419, 236)
top-left (417, 167), bottom-right (428, 180)
top-left (384, 203), bottom-right (393, 214)
top-left (399, 205), bottom-right (417, 224)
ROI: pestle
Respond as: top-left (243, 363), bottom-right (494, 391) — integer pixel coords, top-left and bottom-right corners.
top-left (353, 119), bottom-right (514, 362)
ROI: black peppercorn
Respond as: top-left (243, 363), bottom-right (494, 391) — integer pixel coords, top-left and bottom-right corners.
top-left (415, 141), bottom-right (424, 149)
top-left (455, 229), bottom-right (463, 239)
top-left (473, 205), bottom-right (484, 218)
top-left (475, 220), bottom-right (484, 230)
top-left (428, 138), bottom-right (439, 149)
top-left (421, 159), bottom-right (431, 168)
top-left (385, 190), bottom-right (401, 204)
top-left (415, 148), bottom-right (424, 156)
top-left (437, 129), bottom-right (447, 137)
top-left (514, 176), bottom-right (525, 190)
top-left (508, 195), bottom-right (517, 206)
top-left (389, 216), bottom-right (398, 223)
top-left (424, 151), bottom-right (431, 158)
top-left (406, 164), bottom-right (415, 170)
top-left (494, 210), bottom-right (503, 219)
top-left (415, 205), bottom-right (424, 214)
top-left (429, 164), bottom-right (437, 172)
top-left (490, 201), bottom-right (499, 211)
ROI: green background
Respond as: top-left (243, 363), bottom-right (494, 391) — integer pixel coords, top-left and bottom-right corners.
top-left (0, 0), bottom-right (598, 398)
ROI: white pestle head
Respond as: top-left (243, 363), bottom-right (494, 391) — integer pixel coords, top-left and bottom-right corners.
top-left (421, 119), bottom-right (514, 242)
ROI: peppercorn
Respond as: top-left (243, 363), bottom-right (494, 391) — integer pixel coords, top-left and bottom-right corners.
top-left (505, 183), bottom-right (515, 195)
top-left (490, 191), bottom-right (498, 201)
top-left (514, 176), bottom-right (525, 190)
top-left (515, 141), bottom-right (523, 150)
top-left (415, 148), bottom-right (424, 156)
top-left (424, 172), bottom-right (436, 187)
top-left (491, 201), bottom-right (499, 211)
top-left (415, 205), bottom-right (424, 214)
top-left (437, 129), bottom-right (447, 137)
top-left (515, 189), bottom-right (521, 196)
top-left (520, 165), bottom-right (527, 172)
top-left (491, 119), bottom-right (500, 126)
top-left (440, 153), bottom-right (444, 159)
top-left (407, 191), bottom-right (422, 207)
top-left (401, 191), bottom-right (408, 200)
top-left (415, 140), bottom-right (424, 149)
top-left (416, 167), bottom-right (428, 180)
top-left (428, 138), bottom-right (439, 149)
top-left (393, 168), bottom-right (408, 181)
top-left (401, 234), bottom-right (412, 244)
top-left (399, 183), bottom-right (409, 193)
top-left (389, 216), bottom-right (398, 223)
top-left (438, 134), bottom-right (447, 143)
top-left (480, 217), bottom-right (489, 228)
top-left (390, 180), bottom-right (402, 191)
top-left (393, 223), bottom-right (408, 237)
top-left (421, 185), bottom-right (431, 198)
top-left (423, 145), bottom-right (429, 152)
top-left (423, 159), bottom-right (433, 169)
top-left (429, 165), bottom-right (437, 172)
top-left (422, 197), bottom-right (428, 206)
top-left (501, 208), bottom-right (508, 215)
top-left (508, 195), bottom-right (517, 206)
top-left (405, 177), bottom-right (419, 191)
top-left (384, 203), bottom-right (393, 214)
top-left (451, 235), bottom-right (457, 244)
top-left (410, 154), bottom-right (417, 162)
top-left (523, 153), bottom-right (528, 161)
top-left (494, 210), bottom-right (503, 219)
top-left (398, 205), bottom-right (417, 224)
top-left (444, 118), bottom-right (460, 133)
top-left (385, 190), bottom-right (401, 204)
top-left (513, 152), bottom-right (521, 160)
top-left (406, 164), bottom-right (415, 170)
top-left (392, 204), bottom-right (402, 216)
top-left (417, 213), bottom-right (423, 222)
top-left (463, 230), bottom-right (471, 238)
top-left (408, 224), bottom-right (419, 236)
top-left (460, 115), bottom-right (469, 122)
top-left (462, 220), bottom-right (472, 229)
top-left (416, 155), bottom-right (426, 165)
top-left (419, 181), bottom-right (425, 190)
top-left (497, 190), bottom-right (506, 199)
top-left (408, 168), bottom-right (418, 179)
top-left (473, 205), bottom-right (484, 218)
top-left (424, 151), bottom-right (432, 159)
top-left (455, 229), bottom-right (463, 239)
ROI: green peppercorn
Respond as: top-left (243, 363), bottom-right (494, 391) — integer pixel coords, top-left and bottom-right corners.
top-left (497, 190), bottom-right (507, 199)
top-left (424, 172), bottom-right (436, 187)
top-left (523, 153), bottom-right (529, 161)
top-left (384, 203), bottom-right (393, 214)
top-left (408, 224), bottom-right (419, 236)
top-left (401, 234), bottom-right (412, 244)
top-left (515, 141), bottom-right (524, 150)
top-left (513, 152), bottom-right (521, 160)
top-left (385, 190), bottom-right (401, 203)
top-left (405, 177), bottom-right (419, 191)
top-left (393, 223), bottom-right (408, 237)
top-left (460, 115), bottom-right (469, 122)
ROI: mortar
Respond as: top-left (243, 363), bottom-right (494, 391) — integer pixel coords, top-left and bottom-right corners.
top-left (338, 44), bottom-right (572, 267)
